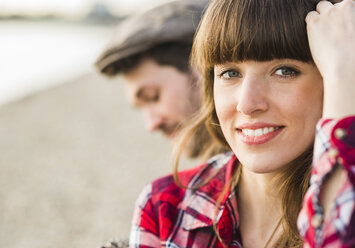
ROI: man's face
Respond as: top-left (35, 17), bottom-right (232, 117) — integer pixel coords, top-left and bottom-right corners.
top-left (122, 59), bottom-right (201, 140)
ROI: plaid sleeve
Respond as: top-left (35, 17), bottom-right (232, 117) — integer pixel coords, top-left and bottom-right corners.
top-left (298, 116), bottom-right (355, 248)
top-left (130, 184), bottom-right (161, 248)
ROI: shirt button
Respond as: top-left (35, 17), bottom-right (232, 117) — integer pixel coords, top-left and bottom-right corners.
top-left (311, 213), bottom-right (323, 228)
top-left (334, 128), bottom-right (347, 140)
top-left (328, 148), bottom-right (339, 158)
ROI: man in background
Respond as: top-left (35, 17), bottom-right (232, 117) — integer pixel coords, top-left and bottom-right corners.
top-left (96, 0), bottom-right (222, 159)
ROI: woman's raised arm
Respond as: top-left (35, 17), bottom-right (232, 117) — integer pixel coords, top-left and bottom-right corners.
top-left (306, 0), bottom-right (355, 119)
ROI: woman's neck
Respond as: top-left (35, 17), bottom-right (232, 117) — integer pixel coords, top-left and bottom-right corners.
top-left (237, 168), bottom-right (284, 248)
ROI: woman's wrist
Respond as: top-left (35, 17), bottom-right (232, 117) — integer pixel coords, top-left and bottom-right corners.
top-left (322, 74), bottom-right (355, 119)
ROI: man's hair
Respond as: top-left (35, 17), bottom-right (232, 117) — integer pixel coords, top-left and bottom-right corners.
top-left (101, 42), bottom-right (192, 76)
top-left (95, 0), bottom-right (210, 77)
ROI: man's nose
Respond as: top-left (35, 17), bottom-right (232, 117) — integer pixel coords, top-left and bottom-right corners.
top-left (143, 110), bottom-right (164, 132)
top-left (236, 75), bottom-right (269, 115)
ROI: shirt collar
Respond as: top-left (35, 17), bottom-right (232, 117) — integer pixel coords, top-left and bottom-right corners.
top-left (180, 152), bottom-right (238, 230)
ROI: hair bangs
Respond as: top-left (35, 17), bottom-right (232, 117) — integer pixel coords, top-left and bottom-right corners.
top-left (193, 0), bottom-right (321, 71)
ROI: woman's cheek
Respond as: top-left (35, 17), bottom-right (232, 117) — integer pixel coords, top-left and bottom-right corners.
top-left (215, 94), bottom-right (234, 122)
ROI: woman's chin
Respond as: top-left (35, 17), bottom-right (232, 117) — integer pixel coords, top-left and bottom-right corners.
top-left (239, 157), bottom-right (286, 174)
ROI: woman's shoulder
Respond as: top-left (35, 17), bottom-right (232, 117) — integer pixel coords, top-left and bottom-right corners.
top-left (136, 151), bottom-right (236, 207)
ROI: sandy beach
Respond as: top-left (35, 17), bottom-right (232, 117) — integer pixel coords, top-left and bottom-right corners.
top-left (0, 72), bottom-right (181, 247)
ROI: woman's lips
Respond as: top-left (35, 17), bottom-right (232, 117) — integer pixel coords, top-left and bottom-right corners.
top-left (236, 126), bottom-right (285, 145)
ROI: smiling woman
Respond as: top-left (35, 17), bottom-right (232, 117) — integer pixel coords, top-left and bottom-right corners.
top-left (213, 60), bottom-right (323, 173)
top-left (130, 0), bottom-right (355, 247)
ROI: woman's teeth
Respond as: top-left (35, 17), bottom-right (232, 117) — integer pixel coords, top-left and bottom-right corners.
top-left (241, 127), bottom-right (280, 137)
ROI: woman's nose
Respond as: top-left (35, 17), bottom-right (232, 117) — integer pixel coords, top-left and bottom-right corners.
top-left (236, 75), bottom-right (269, 115)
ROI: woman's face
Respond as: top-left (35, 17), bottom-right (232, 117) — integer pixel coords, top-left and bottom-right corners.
top-left (214, 59), bottom-right (323, 173)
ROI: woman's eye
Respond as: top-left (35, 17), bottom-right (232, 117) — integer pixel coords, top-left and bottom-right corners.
top-left (275, 67), bottom-right (299, 78)
top-left (220, 70), bottom-right (241, 79)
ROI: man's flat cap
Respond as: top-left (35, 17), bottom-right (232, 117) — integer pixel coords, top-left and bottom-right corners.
top-left (95, 0), bottom-right (208, 75)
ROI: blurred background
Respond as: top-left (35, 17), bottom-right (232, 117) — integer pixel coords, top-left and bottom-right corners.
top-left (0, 0), bottom-right (190, 247)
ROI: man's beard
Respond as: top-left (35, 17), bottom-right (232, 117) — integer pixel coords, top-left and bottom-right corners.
top-left (160, 123), bottom-right (179, 138)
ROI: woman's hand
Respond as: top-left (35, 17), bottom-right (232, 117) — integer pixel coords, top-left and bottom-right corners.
top-left (306, 0), bottom-right (355, 119)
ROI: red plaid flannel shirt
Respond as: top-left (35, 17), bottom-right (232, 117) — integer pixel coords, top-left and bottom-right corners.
top-left (130, 117), bottom-right (355, 247)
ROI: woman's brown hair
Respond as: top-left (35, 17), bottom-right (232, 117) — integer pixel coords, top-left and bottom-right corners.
top-left (173, 0), bottom-right (340, 247)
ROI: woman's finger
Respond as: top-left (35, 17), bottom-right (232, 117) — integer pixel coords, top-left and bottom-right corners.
top-left (305, 10), bottom-right (319, 23)
top-left (335, 0), bottom-right (355, 6)
top-left (316, 0), bottom-right (334, 13)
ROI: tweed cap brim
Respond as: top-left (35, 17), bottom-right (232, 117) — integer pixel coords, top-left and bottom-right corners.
top-left (95, 0), bottom-right (208, 75)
